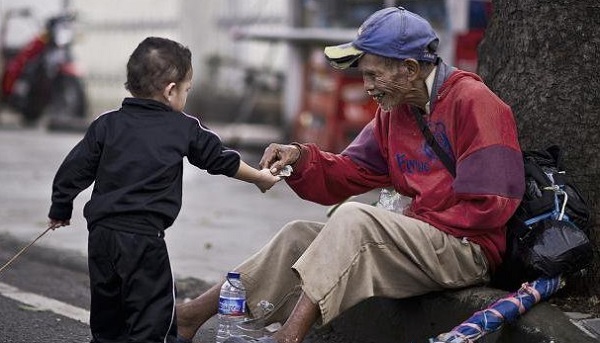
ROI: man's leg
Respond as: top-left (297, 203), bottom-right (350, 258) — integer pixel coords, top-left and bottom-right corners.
top-left (222, 292), bottom-right (319, 343)
top-left (228, 201), bottom-right (489, 343)
top-left (293, 202), bottom-right (490, 325)
top-left (176, 220), bottom-right (324, 340)
top-left (176, 283), bottom-right (221, 340)
top-left (269, 292), bottom-right (319, 343)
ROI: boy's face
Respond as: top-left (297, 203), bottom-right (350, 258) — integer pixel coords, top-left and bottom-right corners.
top-left (169, 70), bottom-right (193, 112)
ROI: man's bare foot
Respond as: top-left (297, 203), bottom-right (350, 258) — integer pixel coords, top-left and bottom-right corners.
top-left (176, 284), bottom-right (222, 341)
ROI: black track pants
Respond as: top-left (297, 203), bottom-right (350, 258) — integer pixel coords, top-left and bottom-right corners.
top-left (88, 226), bottom-right (177, 343)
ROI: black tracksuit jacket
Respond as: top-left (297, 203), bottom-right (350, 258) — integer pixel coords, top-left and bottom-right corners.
top-left (49, 97), bottom-right (241, 234)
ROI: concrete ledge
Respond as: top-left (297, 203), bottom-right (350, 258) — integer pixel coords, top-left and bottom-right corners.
top-left (309, 287), bottom-right (597, 343)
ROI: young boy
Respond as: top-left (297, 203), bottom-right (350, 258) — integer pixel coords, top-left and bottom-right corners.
top-left (48, 37), bottom-right (280, 343)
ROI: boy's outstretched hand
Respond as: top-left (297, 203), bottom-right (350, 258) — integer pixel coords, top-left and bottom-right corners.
top-left (255, 168), bottom-right (281, 193)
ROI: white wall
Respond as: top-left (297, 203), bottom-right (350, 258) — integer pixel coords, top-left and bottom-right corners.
top-left (181, 0), bottom-right (288, 95)
top-left (68, 0), bottom-right (183, 116)
top-left (1, 0), bottom-right (293, 122)
top-left (1, 0), bottom-right (468, 129)
top-left (1, 0), bottom-right (299, 124)
top-left (0, 0), bottom-right (64, 49)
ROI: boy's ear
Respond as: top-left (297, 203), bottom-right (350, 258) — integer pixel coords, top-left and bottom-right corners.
top-left (162, 82), bottom-right (177, 101)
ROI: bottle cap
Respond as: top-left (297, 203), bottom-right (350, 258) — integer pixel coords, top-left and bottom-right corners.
top-left (227, 271), bottom-right (241, 279)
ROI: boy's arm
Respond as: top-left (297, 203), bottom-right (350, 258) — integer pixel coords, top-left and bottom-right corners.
top-left (233, 160), bottom-right (280, 193)
top-left (49, 124), bottom-right (101, 224)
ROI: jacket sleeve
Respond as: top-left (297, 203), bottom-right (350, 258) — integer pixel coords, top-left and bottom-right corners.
top-left (49, 122), bottom-right (102, 220)
top-left (187, 122), bottom-right (241, 177)
top-left (285, 123), bottom-right (390, 206)
top-left (417, 144), bottom-right (524, 233)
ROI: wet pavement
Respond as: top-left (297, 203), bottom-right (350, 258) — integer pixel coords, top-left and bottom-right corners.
top-left (0, 233), bottom-right (91, 343)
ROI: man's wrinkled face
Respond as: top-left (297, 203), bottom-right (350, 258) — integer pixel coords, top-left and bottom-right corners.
top-left (358, 54), bottom-right (410, 111)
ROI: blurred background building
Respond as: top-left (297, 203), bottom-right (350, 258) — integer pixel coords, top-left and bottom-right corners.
top-left (0, 0), bottom-right (490, 151)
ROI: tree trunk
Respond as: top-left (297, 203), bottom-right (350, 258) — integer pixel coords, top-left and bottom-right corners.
top-left (478, 0), bottom-right (600, 295)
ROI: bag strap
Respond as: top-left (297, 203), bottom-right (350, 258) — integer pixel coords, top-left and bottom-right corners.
top-left (412, 107), bottom-right (456, 177)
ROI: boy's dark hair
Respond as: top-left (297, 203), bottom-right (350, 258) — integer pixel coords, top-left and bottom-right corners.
top-left (125, 37), bottom-right (192, 98)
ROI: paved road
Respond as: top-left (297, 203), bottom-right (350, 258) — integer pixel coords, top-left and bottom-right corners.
top-left (0, 233), bottom-right (91, 343)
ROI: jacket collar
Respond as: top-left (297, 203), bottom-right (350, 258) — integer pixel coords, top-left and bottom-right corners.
top-left (429, 60), bottom-right (456, 114)
top-left (122, 97), bottom-right (173, 112)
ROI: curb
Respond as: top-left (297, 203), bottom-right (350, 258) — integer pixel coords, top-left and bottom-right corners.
top-left (315, 287), bottom-right (598, 343)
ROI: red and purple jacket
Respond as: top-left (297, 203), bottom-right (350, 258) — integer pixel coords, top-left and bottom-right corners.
top-left (286, 65), bottom-right (525, 270)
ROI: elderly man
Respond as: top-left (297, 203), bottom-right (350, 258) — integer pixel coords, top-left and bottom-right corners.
top-left (177, 6), bottom-right (524, 343)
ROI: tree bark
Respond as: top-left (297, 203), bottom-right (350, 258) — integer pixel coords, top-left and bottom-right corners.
top-left (478, 0), bottom-right (600, 294)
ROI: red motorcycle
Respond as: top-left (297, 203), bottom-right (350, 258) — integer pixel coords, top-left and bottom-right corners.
top-left (1, 8), bottom-right (88, 128)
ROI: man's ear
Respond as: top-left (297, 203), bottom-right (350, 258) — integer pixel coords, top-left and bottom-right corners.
top-left (402, 59), bottom-right (421, 80)
top-left (162, 82), bottom-right (177, 102)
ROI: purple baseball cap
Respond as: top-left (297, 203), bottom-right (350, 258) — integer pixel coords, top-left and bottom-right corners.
top-left (324, 7), bottom-right (439, 69)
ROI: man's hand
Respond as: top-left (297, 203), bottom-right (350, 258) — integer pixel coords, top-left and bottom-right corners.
top-left (48, 218), bottom-right (70, 230)
top-left (259, 143), bottom-right (301, 175)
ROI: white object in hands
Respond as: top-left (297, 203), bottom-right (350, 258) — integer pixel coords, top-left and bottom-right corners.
top-left (276, 165), bottom-right (293, 177)
top-left (376, 188), bottom-right (412, 214)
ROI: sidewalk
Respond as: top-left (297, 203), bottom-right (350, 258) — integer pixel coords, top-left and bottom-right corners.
top-left (205, 122), bottom-right (286, 150)
top-left (0, 126), bottom-right (329, 283)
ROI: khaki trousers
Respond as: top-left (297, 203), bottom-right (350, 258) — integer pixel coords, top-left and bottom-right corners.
top-left (236, 202), bottom-right (489, 325)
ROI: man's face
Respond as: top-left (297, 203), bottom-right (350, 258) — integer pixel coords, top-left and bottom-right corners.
top-left (358, 54), bottom-right (410, 111)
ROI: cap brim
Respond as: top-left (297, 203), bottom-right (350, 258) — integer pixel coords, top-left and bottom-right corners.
top-left (324, 43), bottom-right (364, 69)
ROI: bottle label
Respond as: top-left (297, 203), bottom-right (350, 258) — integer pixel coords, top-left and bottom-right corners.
top-left (218, 296), bottom-right (246, 316)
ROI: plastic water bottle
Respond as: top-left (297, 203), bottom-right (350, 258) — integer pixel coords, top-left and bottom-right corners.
top-left (216, 271), bottom-right (247, 343)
